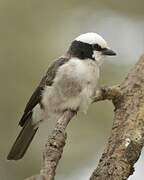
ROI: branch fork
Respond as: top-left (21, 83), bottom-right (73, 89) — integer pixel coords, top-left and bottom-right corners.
top-left (26, 55), bottom-right (144, 180)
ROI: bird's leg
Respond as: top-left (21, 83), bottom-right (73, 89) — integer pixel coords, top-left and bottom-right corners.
top-left (93, 85), bottom-right (122, 102)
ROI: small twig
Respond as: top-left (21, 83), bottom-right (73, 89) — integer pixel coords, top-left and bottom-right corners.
top-left (40, 110), bottom-right (76, 180)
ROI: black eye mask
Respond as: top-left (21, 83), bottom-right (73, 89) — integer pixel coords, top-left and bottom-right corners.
top-left (92, 44), bottom-right (103, 51)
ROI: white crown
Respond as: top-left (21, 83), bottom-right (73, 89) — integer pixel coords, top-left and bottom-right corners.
top-left (75, 32), bottom-right (107, 48)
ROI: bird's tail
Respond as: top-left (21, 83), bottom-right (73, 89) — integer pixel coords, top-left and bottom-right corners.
top-left (7, 118), bottom-right (38, 160)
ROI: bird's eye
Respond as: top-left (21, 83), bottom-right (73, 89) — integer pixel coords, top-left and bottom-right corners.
top-left (93, 44), bottom-right (102, 51)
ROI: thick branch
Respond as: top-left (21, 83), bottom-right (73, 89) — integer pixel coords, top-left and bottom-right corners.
top-left (90, 55), bottom-right (144, 180)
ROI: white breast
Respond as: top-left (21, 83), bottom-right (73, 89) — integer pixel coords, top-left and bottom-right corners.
top-left (42, 58), bottom-right (100, 117)
top-left (57, 58), bottom-right (100, 113)
top-left (69, 58), bottom-right (99, 84)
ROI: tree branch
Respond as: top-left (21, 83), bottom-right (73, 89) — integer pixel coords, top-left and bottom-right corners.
top-left (90, 55), bottom-right (144, 180)
top-left (26, 55), bottom-right (144, 180)
top-left (25, 110), bottom-right (76, 180)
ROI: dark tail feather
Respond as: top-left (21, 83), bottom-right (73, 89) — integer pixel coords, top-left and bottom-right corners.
top-left (7, 119), bottom-right (38, 160)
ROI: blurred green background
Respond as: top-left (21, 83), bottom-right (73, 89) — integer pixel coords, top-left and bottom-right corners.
top-left (0, 0), bottom-right (144, 179)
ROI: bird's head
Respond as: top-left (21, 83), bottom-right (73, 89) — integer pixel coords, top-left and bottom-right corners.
top-left (68, 32), bottom-right (116, 63)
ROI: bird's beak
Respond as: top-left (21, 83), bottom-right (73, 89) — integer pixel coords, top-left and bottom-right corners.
top-left (102, 48), bottom-right (116, 56)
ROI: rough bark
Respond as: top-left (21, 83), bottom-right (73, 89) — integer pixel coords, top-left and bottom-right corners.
top-left (90, 55), bottom-right (144, 180)
top-left (26, 55), bottom-right (144, 180)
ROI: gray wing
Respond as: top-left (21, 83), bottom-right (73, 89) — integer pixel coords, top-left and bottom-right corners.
top-left (19, 57), bottom-right (70, 127)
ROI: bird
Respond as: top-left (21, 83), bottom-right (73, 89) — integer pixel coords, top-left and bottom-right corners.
top-left (7, 32), bottom-right (116, 160)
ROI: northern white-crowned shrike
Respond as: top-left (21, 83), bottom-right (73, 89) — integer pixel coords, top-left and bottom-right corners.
top-left (7, 32), bottom-right (116, 160)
